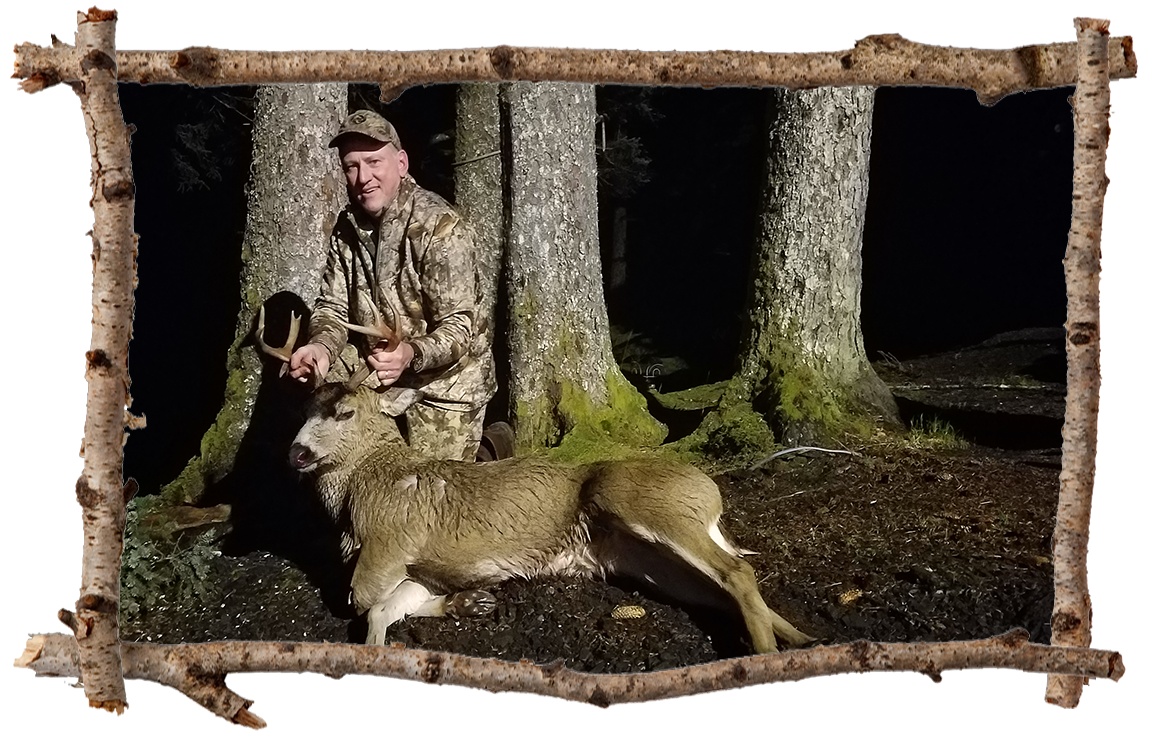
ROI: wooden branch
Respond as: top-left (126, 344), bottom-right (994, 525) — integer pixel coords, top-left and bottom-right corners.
top-left (16, 630), bottom-right (1123, 727)
top-left (71, 7), bottom-right (138, 714)
top-left (1045, 17), bottom-right (1110, 710)
top-left (12, 9), bottom-right (1130, 723)
top-left (13, 34), bottom-right (1136, 105)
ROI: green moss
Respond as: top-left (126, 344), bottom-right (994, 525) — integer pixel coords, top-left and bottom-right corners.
top-left (160, 344), bottom-right (255, 506)
top-left (648, 380), bottom-right (728, 412)
top-left (761, 338), bottom-right (845, 428)
top-left (742, 335), bottom-right (881, 443)
top-left (665, 401), bottom-right (775, 466)
top-left (516, 369), bottom-right (668, 464)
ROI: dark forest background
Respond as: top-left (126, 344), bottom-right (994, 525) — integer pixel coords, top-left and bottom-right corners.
top-left (119, 82), bottom-right (1073, 493)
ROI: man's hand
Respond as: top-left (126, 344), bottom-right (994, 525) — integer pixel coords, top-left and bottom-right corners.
top-left (288, 343), bottom-right (331, 385)
top-left (367, 341), bottom-right (414, 386)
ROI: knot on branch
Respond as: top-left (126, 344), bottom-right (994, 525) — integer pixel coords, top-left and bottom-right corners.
top-left (860, 33), bottom-right (909, 49)
top-left (80, 49), bottom-right (116, 75)
top-left (1052, 611), bottom-right (1084, 633)
top-left (170, 47), bottom-right (221, 86)
top-left (78, 593), bottom-right (118, 615)
top-left (490, 45), bottom-right (516, 78)
top-left (85, 348), bottom-right (115, 374)
top-left (587, 685), bottom-right (612, 708)
top-left (75, 475), bottom-right (100, 507)
top-left (1015, 45), bottom-right (1061, 87)
top-left (848, 639), bottom-right (874, 670)
top-left (420, 653), bottom-right (444, 684)
top-left (101, 170), bottom-right (135, 202)
top-left (1068, 321), bottom-right (1098, 346)
top-left (999, 628), bottom-right (1030, 648)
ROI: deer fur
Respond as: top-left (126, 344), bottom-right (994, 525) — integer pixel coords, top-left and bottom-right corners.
top-left (289, 383), bottom-right (812, 654)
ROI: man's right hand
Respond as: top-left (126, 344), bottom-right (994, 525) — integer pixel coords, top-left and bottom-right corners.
top-left (288, 344), bottom-right (330, 385)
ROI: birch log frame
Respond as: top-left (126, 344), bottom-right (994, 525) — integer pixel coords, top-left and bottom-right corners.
top-left (1044, 17), bottom-right (1111, 710)
top-left (11, 8), bottom-right (1133, 725)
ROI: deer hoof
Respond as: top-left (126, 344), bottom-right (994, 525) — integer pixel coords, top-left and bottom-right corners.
top-left (444, 590), bottom-right (497, 618)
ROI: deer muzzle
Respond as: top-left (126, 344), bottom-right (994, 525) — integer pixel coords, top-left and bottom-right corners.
top-left (288, 443), bottom-right (318, 472)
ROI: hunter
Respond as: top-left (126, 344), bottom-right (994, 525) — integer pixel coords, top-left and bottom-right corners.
top-left (289, 109), bottom-right (496, 461)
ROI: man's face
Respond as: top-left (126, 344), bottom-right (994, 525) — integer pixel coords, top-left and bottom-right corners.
top-left (339, 136), bottom-right (409, 221)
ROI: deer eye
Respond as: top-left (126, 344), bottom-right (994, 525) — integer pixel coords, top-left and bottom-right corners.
top-left (335, 409), bottom-right (355, 422)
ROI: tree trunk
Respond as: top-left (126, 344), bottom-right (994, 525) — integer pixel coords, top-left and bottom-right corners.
top-left (160, 83), bottom-right (347, 506)
top-left (501, 82), bottom-right (665, 455)
top-left (454, 83), bottom-right (504, 417)
top-left (702, 87), bottom-right (898, 451)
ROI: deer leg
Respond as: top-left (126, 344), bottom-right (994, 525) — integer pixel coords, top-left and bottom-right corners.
top-left (605, 507), bottom-right (811, 654)
top-left (365, 579), bottom-right (440, 645)
top-left (668, 528), bottom-right (813, 653)
top-left (636, 531), bottom-right (778, 653)
top-left (364, 583), bottom-right (499, 645)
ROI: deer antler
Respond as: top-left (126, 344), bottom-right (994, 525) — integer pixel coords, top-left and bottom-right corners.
top-left (255, 306), bottom-right (301, 377)
top-left (338, 295), bottom-right (402, 350)
top-left (341, 296), bottom-right (403, 391)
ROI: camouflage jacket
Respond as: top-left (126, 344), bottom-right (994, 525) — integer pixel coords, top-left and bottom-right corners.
top-left (309, 175), bottom-right (495, 414)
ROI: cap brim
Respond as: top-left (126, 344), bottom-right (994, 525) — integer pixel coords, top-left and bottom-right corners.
top-left (329, 131), bottom-right (393, 149)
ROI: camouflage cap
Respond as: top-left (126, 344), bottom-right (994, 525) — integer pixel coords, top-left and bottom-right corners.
top-left (328, 109), bottom-right (403, 150)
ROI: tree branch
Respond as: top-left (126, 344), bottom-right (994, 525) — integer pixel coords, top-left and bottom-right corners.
top-left (15, 630), bottom-right (1123, 727)
top-left (69, 7), bottom-right (139, 714)
top-left (13, 34), bottom-right (1136, 105)
top-left (1045, 17), bottom-right (1110, 710)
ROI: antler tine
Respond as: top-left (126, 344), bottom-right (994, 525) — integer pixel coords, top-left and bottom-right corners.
top-left (338, 296), bottom-right (403, 352)
top-left (255, 306), bottom-right (300, 377)
top-left (334, 297), bottom-right (405, 392)
top-left (345, 363), bottom-right (373, 392)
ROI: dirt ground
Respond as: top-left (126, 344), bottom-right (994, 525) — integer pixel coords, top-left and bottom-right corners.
top-left (121, 328), bottom-right (1064, 672)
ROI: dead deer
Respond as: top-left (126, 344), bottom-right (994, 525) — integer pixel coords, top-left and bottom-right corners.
top-left (258, 300), bottom-right (811, 654)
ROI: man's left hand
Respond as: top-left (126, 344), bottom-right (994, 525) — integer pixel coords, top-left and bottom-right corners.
top-left (367, 341), bottom-right (414, 386)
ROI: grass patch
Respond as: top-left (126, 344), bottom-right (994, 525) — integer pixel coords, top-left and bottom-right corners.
top-left (906, 415), bottom-right (967, 450)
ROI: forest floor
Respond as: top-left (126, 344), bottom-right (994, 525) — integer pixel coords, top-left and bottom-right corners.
top-left (121, 328), bottom-right (1066, 673)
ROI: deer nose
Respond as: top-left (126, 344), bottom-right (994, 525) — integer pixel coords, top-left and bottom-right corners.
top-left (288, 444), bottom-right (316, 470)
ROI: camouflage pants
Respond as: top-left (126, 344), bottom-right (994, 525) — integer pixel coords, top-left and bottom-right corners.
top-left (401, 402), bottom-right (486, 461)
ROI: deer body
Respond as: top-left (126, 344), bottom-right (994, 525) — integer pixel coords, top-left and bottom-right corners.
top-left (290, 384), bottom-right (811, 654)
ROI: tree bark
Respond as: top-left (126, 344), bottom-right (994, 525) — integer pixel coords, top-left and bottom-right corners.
top-left (501, 82), bottom-right (665, 454)
top-left (723, 86), bottom-right (899, 447)
top-left (71, 7), bottom-right (134, 713)
top-left (1045, 17), bottom-right (1110, 710)
top-left (160, 83), bottom-right (347, 506)
top-left (454, 83), bottom-right (504, 406)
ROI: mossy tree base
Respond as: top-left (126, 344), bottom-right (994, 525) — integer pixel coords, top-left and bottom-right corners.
top-left (518, 368), bottom-right (668, 463)
top-left (680, 85), bottom-right (901, 456)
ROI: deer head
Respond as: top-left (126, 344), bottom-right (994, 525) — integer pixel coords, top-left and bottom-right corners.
top-left (288, 384), bottom-right (381, 472)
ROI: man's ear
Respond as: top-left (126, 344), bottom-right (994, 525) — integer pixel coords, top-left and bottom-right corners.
top-left (397, 148), bottom-right (409, 177)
